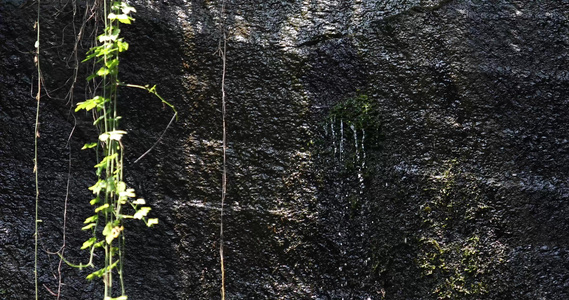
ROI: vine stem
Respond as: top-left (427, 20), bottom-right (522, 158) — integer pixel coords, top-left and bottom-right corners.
top-left (219, 0), bottom-right (227, 298)
top-left (34, 0), bottom-right (41, 299)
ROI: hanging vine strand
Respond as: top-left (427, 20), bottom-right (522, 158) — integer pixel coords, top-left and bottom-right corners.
top-left (33, 0), bottom-right (42, 299)
top-left (219, 0), bottom-right (228, 298)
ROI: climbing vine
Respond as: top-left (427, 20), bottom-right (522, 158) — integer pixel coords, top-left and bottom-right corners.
top-left (59, 1), bottom-right (177, 299)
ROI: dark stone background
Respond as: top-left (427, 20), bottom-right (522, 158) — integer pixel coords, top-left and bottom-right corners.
top-left (2, 0), bottom-right (569, 299)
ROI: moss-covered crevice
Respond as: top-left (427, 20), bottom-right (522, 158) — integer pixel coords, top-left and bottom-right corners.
top-left (415, 161), bottom-right (506, 299)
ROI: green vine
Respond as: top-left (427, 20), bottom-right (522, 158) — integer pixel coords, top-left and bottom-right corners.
top-left (61, 2), bottom-right (176, 299)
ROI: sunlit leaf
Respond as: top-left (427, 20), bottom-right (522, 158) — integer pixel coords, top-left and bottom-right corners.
top-left (95, 203), bottom-right (110, 213)
top-left (105, 232), bottom-right (114, 244)
top-left (84, 215), bottom-right (98, 224)
top-left (82, 52), bottom-right (97, 62)
top-left (110, 130), bottom-right (127, 140)
top-left (81, 223), bottom-right (97, 231)
top-left (102, 222), bottom-right (112, 235)
top-left (133, 198), bottom-right (145, 205)
top-left (82, 142), bottom-right (98, 150)
top-left (81, 237), bottom-right (96, 249)
top-left (116, 14), bottom-right (132, 24)
top-left (76, 96), bottom-right (107, 112)
top-left (117, 181), bottom-right (126, 193)
top-left (89, 180), bottom-right (107, 194)
top-left (98, 28), bottom-right (120, 42)
top-left (117, 40), bottom-right (129, 52)
top-left (105, 58), bottom-right (119, 70)
top-left (90, 197), bottom-right (100, 205)
top-left (147, 218), bottom-right (159, 227)
top-left (133, 207), bottom-right (151, 219)
top-left (121, 3), bottom-right (136, 14)
top-left (102, 222), bottom-right (114, 244)
top-left (86, 268), bottom-right (105, 280)
top-left (75, 99), bottom-right (97, 112)
top-left (99, 130), bottom-right (127, 141)
top-left (99, 133), bottom-right (109, 141)
top-left (119, 188), bottom-right (136, 199)
top-left (94, 153), bottom-right (118, 170)
top-left (96, 67), bottom-right (110, 77)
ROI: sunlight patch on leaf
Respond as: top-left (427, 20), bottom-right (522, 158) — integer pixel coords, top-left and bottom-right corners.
top-left (81, 237), bottom-right (96, 249)
top-left (133, 207), bottom-right (151, 220)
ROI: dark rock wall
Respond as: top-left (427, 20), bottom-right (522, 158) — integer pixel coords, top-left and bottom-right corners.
top-left (2, 0), bottom-right (569, 299)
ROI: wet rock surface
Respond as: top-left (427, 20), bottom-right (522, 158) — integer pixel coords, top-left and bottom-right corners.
top-left (2, 0), bottom-right (569, 299)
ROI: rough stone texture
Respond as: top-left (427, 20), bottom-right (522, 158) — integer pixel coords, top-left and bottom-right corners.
top-left (2, 0), bottom-right (569, 299)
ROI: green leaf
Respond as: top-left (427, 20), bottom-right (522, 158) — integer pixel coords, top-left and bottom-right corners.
top-left (119, 188), bottom-right (136, 199)
top-left (105, 177), bottom-right (117, 193)
top-left (84, 215), bottom-right (98, 224)
top-left (86, 262), bottom-right (118, 280)
top-left (86, 73), bottom-right (97, 81)
top-left (116, 14), bottom-right (132, 24)
top-left (81, 223), bottom-right (97, 231)
top-left (102, 222), bottom-right (112, 236)
top-left (75, 100), bottom-right (97, 112)
top-left (106, 233), bottom-right (114, 244)
top-left (117, 40), bottom-right (129, 52)
top-left (103, 223), bottom-right (123, 244)
top-left (120, 3), bottom-right (136, 14)
top-left (133, 198), bottom-right (145, 205)
top-left (95, 203), bottom-right (110, 213)
top-left (88, 179), bottom-right (107, 194)
top-left (103, 222), bottom-right (114, 244)
top-left (133, 207), bottom-right (151, 219)
top-left (81, 237), bottom-right (96, 250)
top-left (82, 52), bottom-right (97, 62)
top-left (94, 153), bottom-right (118, 170)
top-left (90, 197), bottom-right (100, 205)
top-left (147, 218), bottom-right (159, 227)
top-left (76, 96), bottom-right (107, 112)
top-left (116, 181), bottom-right (126, 193)
top-left (105, 58), bottom-right (119, 70)
top-left (81, 237), bottom-right (96, 249)
top-left (81, 142), bottom-right (98, 150)
top-left (98, 28), bottom-right (120, 42)
top-left (99, 130), bottom-right (127, 141)
top-left (96, 67), bottom-right (110, 77)
top-left (86, 268), bottom-right (105, 280)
